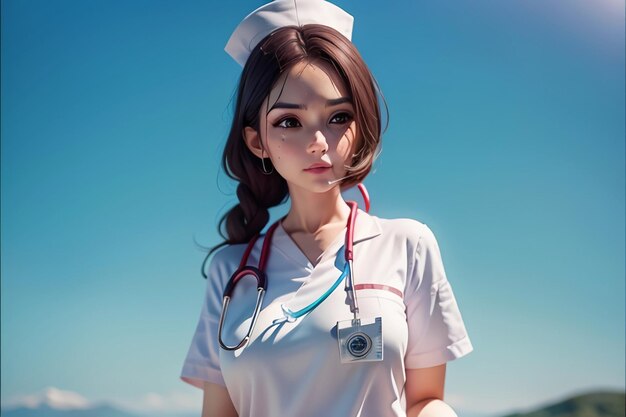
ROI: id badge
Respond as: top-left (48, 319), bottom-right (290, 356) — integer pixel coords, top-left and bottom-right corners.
top-left (337, 317), bottom-right (383, 363)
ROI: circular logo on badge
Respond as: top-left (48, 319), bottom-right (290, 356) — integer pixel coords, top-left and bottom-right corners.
top-left (346, 332), bottom-right (372, 358)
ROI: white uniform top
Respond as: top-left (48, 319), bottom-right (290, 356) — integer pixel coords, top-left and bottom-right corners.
top-left (180, 209), bottom-right (474, 417)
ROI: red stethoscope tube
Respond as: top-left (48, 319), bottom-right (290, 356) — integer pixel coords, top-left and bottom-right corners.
top-left (218, 184), bottom-right (370, 351)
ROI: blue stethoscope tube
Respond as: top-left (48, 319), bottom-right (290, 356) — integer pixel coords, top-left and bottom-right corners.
top-left (280, 260), bottom-right (353, 320)
top-left (218, 185), bottom-right (369, 351)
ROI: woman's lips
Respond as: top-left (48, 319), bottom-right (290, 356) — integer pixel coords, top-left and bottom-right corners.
top-left (304, 167), bottom-right (331, 174)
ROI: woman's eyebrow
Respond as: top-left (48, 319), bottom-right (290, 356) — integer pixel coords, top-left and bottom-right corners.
top-left (325, 97), bottom-right (352, 107)
top-left (268, 97), bottom-right (352, 112)
top-left (269, 102), bottom-right (306, 111)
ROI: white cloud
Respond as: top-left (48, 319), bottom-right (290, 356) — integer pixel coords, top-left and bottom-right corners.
top-left (111, 390), bottom-right (202, 414)
top-left (1, 386), bottom-right (202, 414)
top-left (1, 387), bottom-right (91, 410)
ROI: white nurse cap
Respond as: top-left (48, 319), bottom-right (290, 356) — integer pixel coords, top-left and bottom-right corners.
top-left (224, 0), bottom-right (354, 67)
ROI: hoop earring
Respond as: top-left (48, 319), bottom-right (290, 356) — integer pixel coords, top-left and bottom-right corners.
top-left (261, 149), bottom-right (273, 175)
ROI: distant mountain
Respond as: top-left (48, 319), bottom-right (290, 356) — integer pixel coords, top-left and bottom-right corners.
top-left (501, 390), bottom-right (625, 417)
top-left (0, 403), bottom-right (141, 417)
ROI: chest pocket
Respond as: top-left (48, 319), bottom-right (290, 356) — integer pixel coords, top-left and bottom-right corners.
top-left (351, 286), bottom-right (410, 361)
top-left (353, 286), bottom-right (406, 318)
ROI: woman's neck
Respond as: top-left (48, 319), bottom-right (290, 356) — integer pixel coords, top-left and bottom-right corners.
top-left (282, 185), bottom-right (351, 235)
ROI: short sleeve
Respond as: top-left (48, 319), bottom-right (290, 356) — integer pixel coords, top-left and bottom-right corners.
top-left (404, 224), bottom-right (474, 369)
top-left (180, 253), bottom-right (227, 389)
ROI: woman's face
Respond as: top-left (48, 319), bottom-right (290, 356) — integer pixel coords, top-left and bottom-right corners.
top-left (245, 59), bottom-right (358, 193)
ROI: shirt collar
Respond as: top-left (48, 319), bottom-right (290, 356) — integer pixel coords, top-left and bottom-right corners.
top-left (352, 208), bottom-right (383, 244)
top-left (271, 208), bottom-right (382, 270)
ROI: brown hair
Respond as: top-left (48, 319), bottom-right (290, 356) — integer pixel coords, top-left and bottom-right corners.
top-left (201, 24), bottom-right (387, 278)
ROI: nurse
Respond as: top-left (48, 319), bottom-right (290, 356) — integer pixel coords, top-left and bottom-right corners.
top-left (180, 1), bottom-right (474, 416)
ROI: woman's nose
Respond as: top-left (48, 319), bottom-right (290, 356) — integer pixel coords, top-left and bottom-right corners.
top-left (308, 130), bottom-right (329, 154)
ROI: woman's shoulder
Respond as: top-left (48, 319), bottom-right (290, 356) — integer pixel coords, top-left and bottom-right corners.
top-left (204, 241), bottom-right (249, 280)
top-left (206, 231), bottom-right (277, 270)
top-left (212, 241), bottom-right (248, 259)
top-left (370, 213), bottom-right (440, 248)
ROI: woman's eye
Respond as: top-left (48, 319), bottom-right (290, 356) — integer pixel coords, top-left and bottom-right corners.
top-left (331, 112), bottom-right (353, 124)
top-left (274, 117), bottom-right (301, 128)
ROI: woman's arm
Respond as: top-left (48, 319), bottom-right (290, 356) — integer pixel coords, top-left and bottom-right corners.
top-left (202, 382), bottom-right (238, 417)
top-left (405, 363), bottom-right (459, 417)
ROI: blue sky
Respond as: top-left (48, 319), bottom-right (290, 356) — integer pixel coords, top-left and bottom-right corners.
top-left (1, 0), bottom-right (624, 415)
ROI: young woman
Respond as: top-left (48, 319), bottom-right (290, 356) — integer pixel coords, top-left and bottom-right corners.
top-left (180, 1), bottom-right (473, 416)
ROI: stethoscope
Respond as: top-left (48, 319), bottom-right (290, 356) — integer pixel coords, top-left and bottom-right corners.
top-left (217, 183), bottom-right (371, 351)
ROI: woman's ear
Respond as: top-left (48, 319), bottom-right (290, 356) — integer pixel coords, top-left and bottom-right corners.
top-left (243, 127), bottom-right (264, 159)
